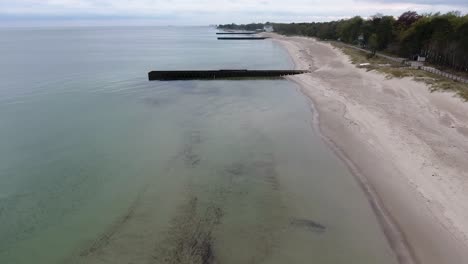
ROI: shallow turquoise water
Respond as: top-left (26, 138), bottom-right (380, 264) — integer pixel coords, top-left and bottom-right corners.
top-left (0, 27), bottom-right (397, 264)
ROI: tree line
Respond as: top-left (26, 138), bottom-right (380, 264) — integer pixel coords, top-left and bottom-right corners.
top-left (218, 12), bottom-right (468, 72)
top-left (217, 23), bottom-right (266, 31)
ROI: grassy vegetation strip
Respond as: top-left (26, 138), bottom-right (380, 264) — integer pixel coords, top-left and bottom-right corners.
top-left (332, 43), bottom-right (468, 101)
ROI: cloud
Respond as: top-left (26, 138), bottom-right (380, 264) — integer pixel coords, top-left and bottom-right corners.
top-left (367, 0), bottom-right (467, 5)
top-left (0, 0), bottom-right (466, 26)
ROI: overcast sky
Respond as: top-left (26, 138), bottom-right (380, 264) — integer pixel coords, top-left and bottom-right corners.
top-left (0, 0), bottom-right (467, 27)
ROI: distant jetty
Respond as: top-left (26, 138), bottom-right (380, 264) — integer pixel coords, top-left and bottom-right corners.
top-left (218, 37), bottom-right (269, 40)
top-left (148, 69), bottom-right (309, 80)
top-left (216, 32), bottom-right (257, 35)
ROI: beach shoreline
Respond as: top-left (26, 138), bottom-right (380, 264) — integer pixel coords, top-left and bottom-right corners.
top-left (267, 33), bottom-right (468, 264)
top-left (292, 76), bottom-right (417, 264)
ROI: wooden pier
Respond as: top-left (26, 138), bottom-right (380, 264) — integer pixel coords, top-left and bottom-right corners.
top-left (218, 37), bottom-right (268, 40)
top-left (148, 69), bottom-right (309, 81)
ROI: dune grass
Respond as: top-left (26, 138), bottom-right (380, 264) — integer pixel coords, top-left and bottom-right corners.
top-left (333, 44), bottom-right (468, 101)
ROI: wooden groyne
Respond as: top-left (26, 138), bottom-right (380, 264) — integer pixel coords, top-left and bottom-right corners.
top-left (216, 32), bottom-right (257, 35)
top-left (218, 37), bottom-right (268, 40)
top-left (148, 69), bottom-right (309, 80)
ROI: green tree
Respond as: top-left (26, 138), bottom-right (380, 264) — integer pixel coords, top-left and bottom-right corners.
top-left (369, 34), bottom-right (379, 55)
top-left (337, 16), bottom-right (363, 43)
top-left (227, 11), bottom-right (467, 72)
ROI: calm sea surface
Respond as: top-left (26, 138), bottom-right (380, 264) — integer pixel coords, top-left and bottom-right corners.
top-left (0, 27), bottom-right (397, 264)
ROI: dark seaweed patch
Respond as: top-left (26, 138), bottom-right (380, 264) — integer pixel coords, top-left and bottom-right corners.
top-left (79, 188), bottom-right (146, 257)
top-left (225, 163), bottom-right (244, 176)
top-left (154, 197), bottom-right (223, 264)
top-left (264, 167), bottom-right (280, 191)
top-left (290, 218), bottom-right (326, 233)
top-left (183, 144), bottom-right (201, 167)
top-left (252, 159), bottom-right (280, 191)
top-left (181, 130), bottom-right (203, 167)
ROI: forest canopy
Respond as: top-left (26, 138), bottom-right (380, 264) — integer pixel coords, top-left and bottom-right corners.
top-left (217, 12), bottom-right (468, 72)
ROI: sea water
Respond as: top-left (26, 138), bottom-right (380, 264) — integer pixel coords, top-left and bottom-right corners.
top-left (0, 26), bottom-right (397, 264)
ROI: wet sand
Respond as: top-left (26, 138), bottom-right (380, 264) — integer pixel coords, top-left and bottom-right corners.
top-left (266, 33), bottom-right (468, 264)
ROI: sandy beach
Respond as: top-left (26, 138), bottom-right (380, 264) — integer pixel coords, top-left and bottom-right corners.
top-left (267, 33), bottom-right (468, 264)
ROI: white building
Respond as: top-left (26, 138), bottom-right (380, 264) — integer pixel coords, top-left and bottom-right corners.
top-left (264, 25), bottom-right (274, 32)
